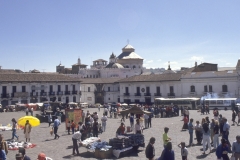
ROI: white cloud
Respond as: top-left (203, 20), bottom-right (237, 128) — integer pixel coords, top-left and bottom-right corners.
top-left (157, 59), bottom-right (162, 62)
top-left (146, 60), bottom-right (153, 63)
top-left (189, 56), bottom-right (204, 62)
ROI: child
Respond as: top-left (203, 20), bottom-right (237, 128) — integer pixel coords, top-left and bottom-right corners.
top-left (67, 121), bottom-right (71, 135)
top-left (71, 120), bottom-right (75, 134)
top-left (178, 142), bottom-right (188, 160)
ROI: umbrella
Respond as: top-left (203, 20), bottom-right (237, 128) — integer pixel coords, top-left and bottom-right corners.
top-left (18, 116), bottom-right (40, 127)
top-left (121, 103), bottom-right (128, 106)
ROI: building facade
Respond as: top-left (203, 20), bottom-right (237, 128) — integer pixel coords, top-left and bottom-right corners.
top-left (0, 73), bottom-right (81, 107)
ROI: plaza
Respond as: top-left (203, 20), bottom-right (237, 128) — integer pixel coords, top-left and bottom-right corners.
top-left (0, 108), bottom-right (237, 160)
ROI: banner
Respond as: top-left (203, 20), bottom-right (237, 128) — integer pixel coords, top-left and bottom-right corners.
top-left (65, 109), bottom-right (82, 129)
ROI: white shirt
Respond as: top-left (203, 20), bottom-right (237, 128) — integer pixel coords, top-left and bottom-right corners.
top-left (143, 114), bottom-right (149, 120)
top-left (104, 108), bottom-right (108, 112)
top-left (72, 131), bottom-right (82, 142)
top-left (181, 147), bottom-right (188, 156)
top-left (135, 123), bottom-right (141, 133)
top-left (101, 116), bottom-right (107, 122)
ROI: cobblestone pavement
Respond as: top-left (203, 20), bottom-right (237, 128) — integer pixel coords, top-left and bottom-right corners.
top-left (0, 108), bottom-right (237, 160)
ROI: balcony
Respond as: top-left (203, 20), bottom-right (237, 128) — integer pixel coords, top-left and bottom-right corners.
top-left (49, 92), bottom-right (55, 96)
top-left (124, 93), bottom-right (130, 96)
top-left (189, 91), bottom-right (196, 95)
top-left (1, 93), bottom-right (9, 98)
top-left (40, 92), bottom-right (47, 96)
top-left (154, 93), bottom-right (162, 97)
top-left (72, 91), bottom-right (77, 95)
top-left (30, 92), bottom-right (38, 97)
top-left (144, 93), bottom-right (151, 96)
top-left (221, 91), bottom-right (228, 95)
top-left (168, 93), bottom-right (175, 98)
top-left (65, 91), bottom-right (71, 95)
top-left (135, 93), bottom-right (141, 96)
top-left (57, 91), bottom-right (63, 95)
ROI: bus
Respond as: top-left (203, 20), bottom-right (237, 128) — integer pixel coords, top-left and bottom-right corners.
top-left (154, 97), bottom-right (200, 110)
top-left (203, 98), bottom-right (237, 110)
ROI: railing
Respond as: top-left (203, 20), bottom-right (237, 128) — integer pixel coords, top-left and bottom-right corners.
top-left (72, 91), bottom-right (77, 94)
top-left (1, 93), bottom-right (9, 98)
top-left (65, 91), bottom-right (71, 95)
top-left (135, 93), bottom-right (141, 96)
top-left (154, 93), bottom-right (162, 96)
top-left (49, 92), bottom-right (55, 96)
top-left (124, 93), bottom-right (130, 96)
top-left (144, 93), bottom-right (151, 96)
top-left (168, 93), bottom-right (175, 97)
top-left (40, 92), bottom-right (47, 96)
top-left (57, 91), bottom-right (63, 95)
top-left (30, 92), bottom-right (38, 96)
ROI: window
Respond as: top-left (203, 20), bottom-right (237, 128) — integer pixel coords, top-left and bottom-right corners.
top-left (125, 87), bottom-right (129, 93)
top-left (209, 85), bottom-right (213, 92)
top-left (12, 86), bottom-right (17, 93)
top-left (108, 98), bottom-right (110, 100)
top-left (125, 65), bottom-right (129, 68)
top-left (133, 65), bottom-right (136, 69)
top-left (88, 87), bottom-right (90, 92)
top-left (146, 87), bottom-right (150, 93)
top-left (93, 75), bottom-right (95, 78)
top-left (222, 85), bottom-right (228, 92)
top-left (49, 85), bottom-right (53, 92)
top-left (96, 75), bottom-right (98, 78)
top-left (108, 87), bottom-right (110, 92)
top-left (65, 85), bottom-right (68, 91)
top-left (126, 75), bottom-right (128, 78)
top-left (190, 85), bottom-right (195, 92)
top-left (118, 87), bottom-right (120, 91)
top-left (58, 97), bottom-right (61, 101)
top-left (156, 87), bottom-right (160, 94)
top-left (58, 85), bottom-right (61, 92)
top-left (204, 85), bottom-right (208, 92)
top-left (72, 85), bottom-right (75, 91)
top-left (170, 86), bottom-right (174, 93)
top-left (22, 86), bottom-right (26, 92)
top-left (90, 75), bottom-right (92, 78)
top-left (137, 87), bottom-right (140, 93)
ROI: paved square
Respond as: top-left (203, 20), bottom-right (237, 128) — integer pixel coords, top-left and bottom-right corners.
top-left (0, 108), bottom-right (237, 160)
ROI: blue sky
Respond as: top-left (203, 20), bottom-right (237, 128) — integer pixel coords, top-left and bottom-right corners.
top-left (0, 0), bottom-right (240, 72)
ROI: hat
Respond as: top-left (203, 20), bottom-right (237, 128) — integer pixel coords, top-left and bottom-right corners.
top-left (38, 153), bottom-right (46, 160)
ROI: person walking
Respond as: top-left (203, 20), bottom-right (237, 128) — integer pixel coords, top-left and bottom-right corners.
top-left (48, 114), bottom-right (52, 127)
top-left (129, 114), bottom-right (134, 130)
top-left (158, 142), bottom-right (175, 160)
top-left (216, 138), bottom-right (231, 160)
top-left (135, 119), bottom-right (142, 134)
top-left (11, 118), bottom-right (19, 140)
top-left (53, 117), bottom-right (60, 139)
top-left (101, 114), bottom-right (107, 132)
top-left (72, 130), bottom-right (83, 156)
top-left (24, 120), bottom-right (31, 142)
top-left (202, 121), bottom-right (211, 154)
top-left (182, 116), bottom-right (188, 131)
top-left (178, 142), bottom-right (188, 160)
top-left (188, 118), bottom-right (194, 147)
top-left (145, 137), bottom-right (155, 160)
top-left (213, 120), bottom-right (220, 150)
top-left (98, 105), bottom-right (100, 112)
top-left (232, 135), bottom-right (240, 160)
top-left (144, 114), bottom-right (149, 129)
top-left (232, 110), bottom-right (237, 126)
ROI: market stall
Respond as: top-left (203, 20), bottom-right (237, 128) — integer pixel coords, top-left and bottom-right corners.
top-left (109, 134), bottom-right (145, 158)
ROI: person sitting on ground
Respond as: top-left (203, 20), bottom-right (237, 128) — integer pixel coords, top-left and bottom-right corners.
top-left (18, 147), bottom-right (31, 160)
top-left (116, 123), bottom-right (125, 136)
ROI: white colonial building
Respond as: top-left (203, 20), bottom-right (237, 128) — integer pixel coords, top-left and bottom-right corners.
top-left (0, 73), bottom-right (81, 107)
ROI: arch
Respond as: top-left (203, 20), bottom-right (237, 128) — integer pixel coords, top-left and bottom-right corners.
top-left (133, 65), bottom-right (136, 69)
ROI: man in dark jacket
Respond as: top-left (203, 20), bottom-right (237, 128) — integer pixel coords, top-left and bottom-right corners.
top-left (145, 137), bottom-right (155, 160)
